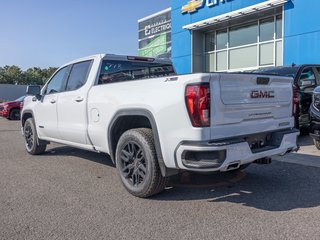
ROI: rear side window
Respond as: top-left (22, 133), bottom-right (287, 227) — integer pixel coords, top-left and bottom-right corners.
top-left (298, 67), bottom-right (316, 86)
top-left (45, 67), bottom-right (68, 94)
top-left (315, 67), bottom-right (320, 84)
top-left (66, 60), bottom-right (92, 91)
top-left (98, 60), bottom-right (175, 84)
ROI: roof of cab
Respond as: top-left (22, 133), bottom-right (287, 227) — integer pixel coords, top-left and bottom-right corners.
top-left (60, 54), bottom-right (172, 69)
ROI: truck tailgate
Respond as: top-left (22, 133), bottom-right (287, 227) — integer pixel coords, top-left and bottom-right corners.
top-left (210, 73), bottom-right (294, 140)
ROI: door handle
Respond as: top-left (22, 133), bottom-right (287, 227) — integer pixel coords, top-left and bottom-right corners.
top-left (75, 97), bottom-right (84, 102)
top-left (50, 99), bottom-right (56, 104)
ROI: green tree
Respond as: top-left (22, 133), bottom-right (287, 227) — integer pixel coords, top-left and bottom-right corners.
top-left (24, 67), bottom-right (45, 85)
top-left (0, 65), bottom-right (58, 85)
top-left (0, 67), bottom-right (5, 84)
top-left (42, 67), bottom-right (58, 83)
top-left (0, 65), bottom-right (23, 84)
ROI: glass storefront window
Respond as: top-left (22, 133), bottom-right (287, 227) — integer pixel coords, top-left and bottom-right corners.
top-left (260, 17), bottom-right (274, 42)
top-left (260, 42), bottom-right (274, 66)
top-left (276, 41), bottom-right (283, 66)
top-left (229, 45), bottom-right (257, 69)
top-left (276, 15), bottom-right (282, 39)
top-left (229, 22), bottom-right (258, 48)
top-left (205, 53), bottom-right (216, 72)
top-left (217, 51), bottom-right (227, 71)
top-left (205, 32), bottom-right (215, 52)
top-left (204, 13), bottom-right (283, 72)
top-left (217, 29), bottom-right (228, 50)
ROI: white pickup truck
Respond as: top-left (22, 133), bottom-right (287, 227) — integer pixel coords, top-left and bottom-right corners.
top-left (22, 54), bottom-right (299, 197)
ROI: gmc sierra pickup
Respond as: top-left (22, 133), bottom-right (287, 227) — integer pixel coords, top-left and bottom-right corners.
top-left (21, 54), bottom-right (299, 197)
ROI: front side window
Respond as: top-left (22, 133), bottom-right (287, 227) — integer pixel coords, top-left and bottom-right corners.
top-left (45, 67), bottom-right (68, 94)
top-left (66, 61), bottom-right (92, 91)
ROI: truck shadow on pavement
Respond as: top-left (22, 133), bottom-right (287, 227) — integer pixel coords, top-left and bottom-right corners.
top-left (155, 162), bottom-right (320, 212)
top-left (44, 145), bottom-right (320, 212)
top-left (43, 145), bottom-right (115, 168)
top-left (298, 135), bottom-right (314, 147)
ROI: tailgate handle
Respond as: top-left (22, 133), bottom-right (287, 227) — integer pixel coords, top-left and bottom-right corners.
top-left (257, 77), bottom-right (270, 85)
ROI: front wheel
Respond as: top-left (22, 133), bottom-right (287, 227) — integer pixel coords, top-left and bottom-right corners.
top-left (9, 109), bottom-right (20, 120)
top-left (314, 139), bottom-right (320, 150)
top-left (23, 118), bottom-right (47, 155)
top-left (115, 128), bottom-right (166, 198)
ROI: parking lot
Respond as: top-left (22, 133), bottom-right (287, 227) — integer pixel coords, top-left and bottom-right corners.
top-left (1, 118), bottom-right (320, 240)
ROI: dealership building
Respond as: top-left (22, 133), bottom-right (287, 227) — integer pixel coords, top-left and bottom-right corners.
top-left (139, 0), bottom-right (320, 74)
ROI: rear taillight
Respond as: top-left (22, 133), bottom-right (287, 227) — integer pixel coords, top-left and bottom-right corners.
top-left (293, 85), bottom-right (298, 116)
top-left (185, 83), bottom-right (210, 127)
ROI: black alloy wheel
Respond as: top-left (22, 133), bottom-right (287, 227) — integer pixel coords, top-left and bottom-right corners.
top-left (119, 141), bottom-right (147, 187)
top-left (115, 128), bottom-right (166, 198)
top-left (23, 118), bottom-right (47, 155)
top-left (24, 122), bottom-right (34, 152)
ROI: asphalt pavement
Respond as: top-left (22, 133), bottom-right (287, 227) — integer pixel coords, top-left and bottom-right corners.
top-left (1, 118), bottom-right (320, 240)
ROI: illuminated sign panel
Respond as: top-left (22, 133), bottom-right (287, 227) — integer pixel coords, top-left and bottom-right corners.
top-left (138, 9), bottom-right (171, 58)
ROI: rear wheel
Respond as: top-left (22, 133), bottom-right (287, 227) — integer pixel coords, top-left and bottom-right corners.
top-left (314, 139), bottom-right (320, 150)
top-left (115, 128), bottom-right (166, 198)
top-left (9, 109), bottom-right (20, 120)
top-left (23, 118), bottom-right (47, 155)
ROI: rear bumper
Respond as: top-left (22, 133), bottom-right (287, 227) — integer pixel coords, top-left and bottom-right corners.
top-left (0, 109), bottom-right (8, 118)
top-left (174, 129), bottom-right (299, 172)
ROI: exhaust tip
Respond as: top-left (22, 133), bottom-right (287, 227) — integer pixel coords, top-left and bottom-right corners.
top-left (227, 162), bottom-right (240, 170)
top-left (254, 157), bottom-right (272, 165)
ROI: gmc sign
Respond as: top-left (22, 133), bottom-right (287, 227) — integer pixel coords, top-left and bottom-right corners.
top-left (251, 90), bottom-right (275, 99)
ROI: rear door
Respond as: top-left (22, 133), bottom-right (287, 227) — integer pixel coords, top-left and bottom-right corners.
top-left (57, 60), bottom-right (93, 144)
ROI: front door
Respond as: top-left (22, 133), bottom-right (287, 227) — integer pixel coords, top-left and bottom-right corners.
top-left (35, 66), bottom-right (69, 140)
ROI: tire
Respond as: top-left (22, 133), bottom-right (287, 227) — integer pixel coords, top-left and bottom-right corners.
top-left (9, 109), bottom-right (20, 120)
top-left (115, 128), bottom-right (167, 198)
top-left (314, 139), bottom-right (320, 150)
top-left (23, 118), bottom-right (47, 155)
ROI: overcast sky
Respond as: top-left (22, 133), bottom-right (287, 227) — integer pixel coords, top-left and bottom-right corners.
top-left (0, 0), bottom-right (171, 69)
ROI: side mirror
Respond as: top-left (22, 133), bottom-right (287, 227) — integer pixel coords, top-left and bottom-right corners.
top-left (26, 85), bottom-right (41, 100)
top-left (26, 85), bottom-right (41, 95)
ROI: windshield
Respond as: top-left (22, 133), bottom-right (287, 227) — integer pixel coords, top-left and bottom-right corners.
top-left (14, 96), bottom-right (25, 102)
top-left (253, 67), bottom-right (299, 78)
top-left (98, 60), bottom-right (175, 84)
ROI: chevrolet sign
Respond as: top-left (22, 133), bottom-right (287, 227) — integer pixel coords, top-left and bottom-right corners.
top-left (181, 0), bottom-right (203, 14)
top-left (182, 0), bottom-right (229, 14)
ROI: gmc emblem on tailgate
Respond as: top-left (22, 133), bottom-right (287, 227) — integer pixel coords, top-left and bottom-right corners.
top-left (251, 90), bottom-right (275, 99)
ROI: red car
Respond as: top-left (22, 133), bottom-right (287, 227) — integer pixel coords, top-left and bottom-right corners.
top-left (0, 96), bottom-right (25, 120)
